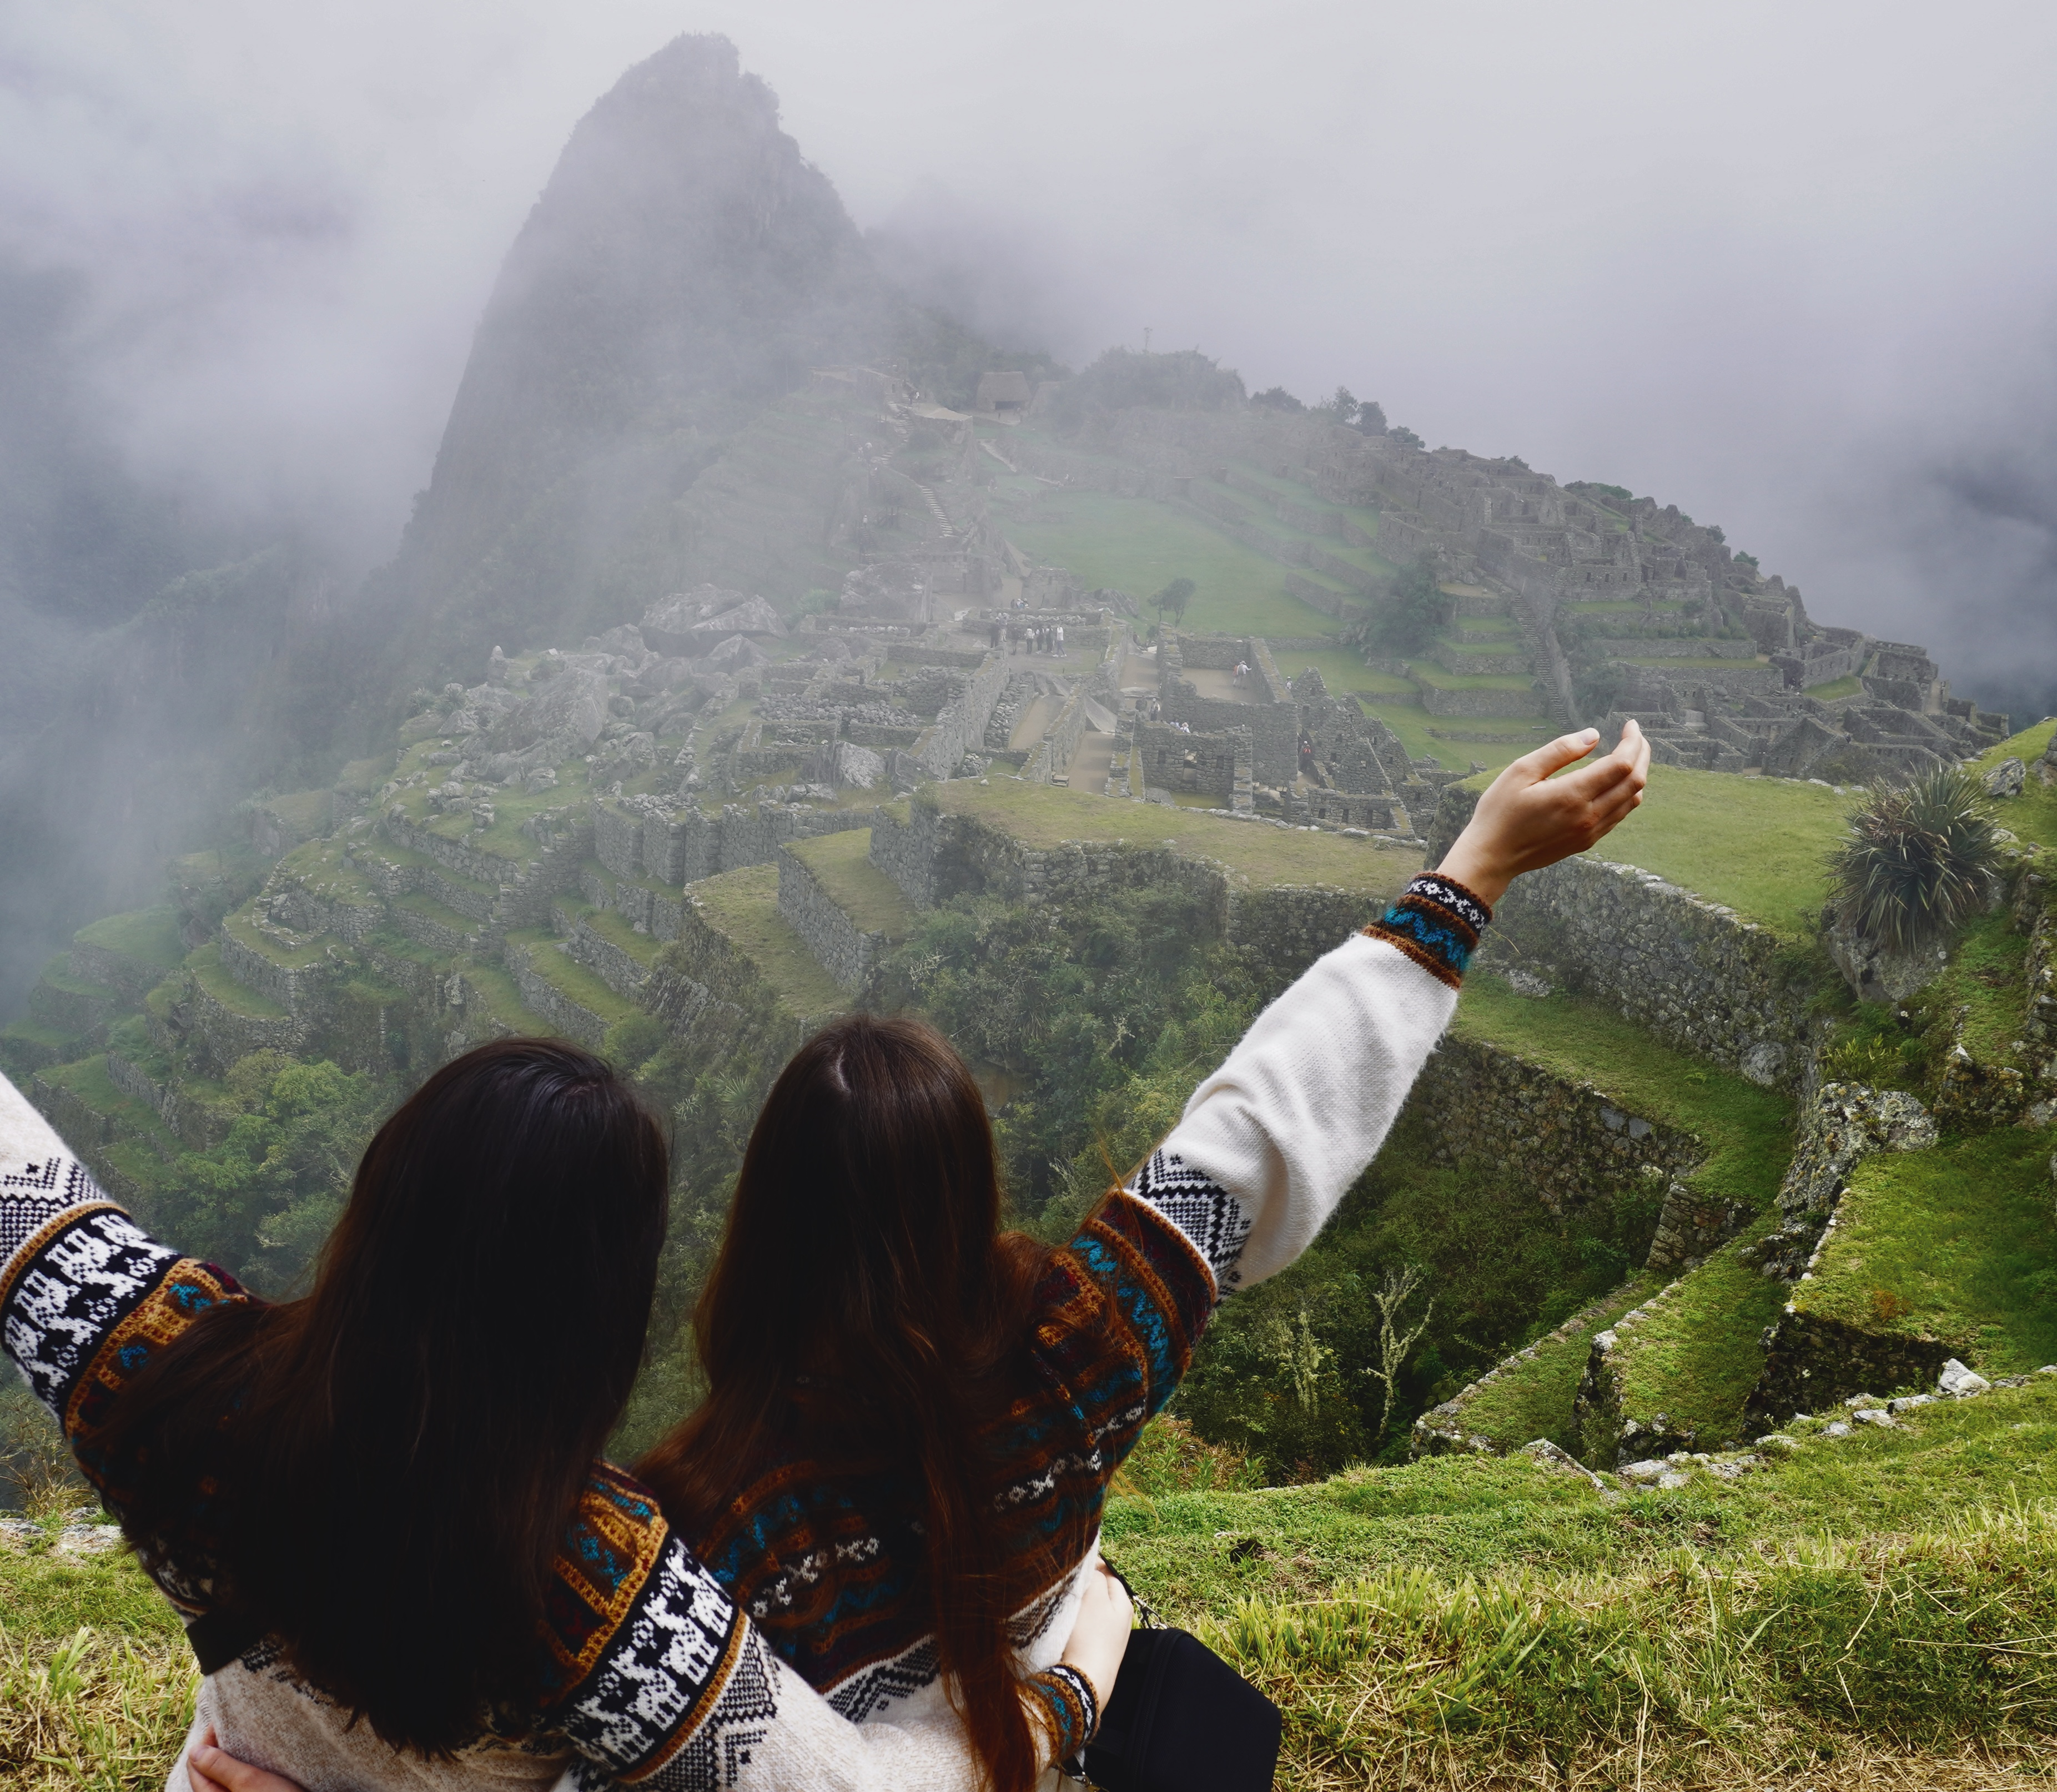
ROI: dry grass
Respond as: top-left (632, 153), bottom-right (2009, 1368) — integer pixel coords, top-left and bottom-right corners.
top-left (0, 1625), bottom-right (193, 1791)
top-left (1196, 1504), bottom-right (2057, 1792)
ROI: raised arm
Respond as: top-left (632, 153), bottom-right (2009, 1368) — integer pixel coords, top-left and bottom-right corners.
top-left (1131, 721), bottom-right (1651, 1292)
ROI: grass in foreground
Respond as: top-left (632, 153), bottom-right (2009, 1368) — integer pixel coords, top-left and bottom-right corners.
top-left (8, 1385), bottom-right (2057, 1789)
top-left (1109, 1378), bottom-right (2057, 1789)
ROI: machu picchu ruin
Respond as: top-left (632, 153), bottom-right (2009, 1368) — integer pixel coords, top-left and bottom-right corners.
top-left (6, 23), bottom-right (2057, 1792)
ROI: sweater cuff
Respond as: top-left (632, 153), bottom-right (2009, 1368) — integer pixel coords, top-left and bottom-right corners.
top-left (1027, 1663), bottom-right (1100, 1763)
top-left (1363, 873), bottom-right (1492, 990)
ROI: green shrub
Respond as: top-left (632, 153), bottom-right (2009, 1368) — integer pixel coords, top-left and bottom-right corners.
top-left (1827, 766), bottom-right (2006, 954)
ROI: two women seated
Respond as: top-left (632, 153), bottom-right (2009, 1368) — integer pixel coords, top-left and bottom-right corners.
top-left (0, 725), bottom-right (1645, 1791)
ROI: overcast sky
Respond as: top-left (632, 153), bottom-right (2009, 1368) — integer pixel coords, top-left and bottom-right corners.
top-left (5, 0), bottom-right (2054, 711)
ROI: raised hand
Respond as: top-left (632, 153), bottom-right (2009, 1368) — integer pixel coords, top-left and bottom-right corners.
top-left (1435, 721), bottom-right (1650, 908)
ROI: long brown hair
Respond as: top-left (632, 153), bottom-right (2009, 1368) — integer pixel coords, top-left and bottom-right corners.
top-left (100, 1038), bottom-right (668, 1755)
top-left (637, 1015), bottom-right (1054, 1792)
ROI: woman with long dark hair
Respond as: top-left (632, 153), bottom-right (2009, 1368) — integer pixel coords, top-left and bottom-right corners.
top-left (636, 725), bottom-right (1649, 1792)
top-left (0, 1037), bottom-right (1130, 1791)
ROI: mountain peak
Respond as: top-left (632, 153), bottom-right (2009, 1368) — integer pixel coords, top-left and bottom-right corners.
top-left (389, 33), bottom-right (889, 672)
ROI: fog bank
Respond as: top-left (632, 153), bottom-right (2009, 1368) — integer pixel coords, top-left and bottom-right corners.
top-left (4, 0), bottom-right (2054, 709)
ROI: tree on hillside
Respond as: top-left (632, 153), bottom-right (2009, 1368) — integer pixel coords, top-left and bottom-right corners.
top-left (1251, 385), bottom-right (1305, 412)
top-left (1389, 424), bottom-right (1425, 450)
top-left (1326, 385), bottom-right (1359, 423)
top-left (169, 1051), bottom-right (383, 1292)
top-left (1344, 557), bottom-right (1445, 659)
top-left (1367, 1264), bottom-right (1435, 1444)
top-left (1354, 398), bottom-right (1387, 435)
top-left (1151, 576), bottom-right (1195, 632)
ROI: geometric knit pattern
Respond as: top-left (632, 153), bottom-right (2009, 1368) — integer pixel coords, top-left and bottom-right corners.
top-left (0, 1150), bottom-right (106, 1270)
top-left (1364, 872), bottom-right (1492, 990)
top-left (1028, 1663), bottom-right (1097, 1764)
top-left (1129, 1149), bottom-right (1253, 1294)
top-left (686, 1189), bottom-right (1216, 1721)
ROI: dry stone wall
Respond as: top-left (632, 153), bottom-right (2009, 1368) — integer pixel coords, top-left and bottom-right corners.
top-left (1404, 1031), bottom-right (1702, 1216)
top-left (1488, 855), bottom-right (1814, 1088)
top-left (776, 847), bottom-right (880, 993)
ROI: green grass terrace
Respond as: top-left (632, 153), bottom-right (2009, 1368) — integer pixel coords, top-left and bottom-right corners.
top-left (923, 781), bottom-right (1421, 898)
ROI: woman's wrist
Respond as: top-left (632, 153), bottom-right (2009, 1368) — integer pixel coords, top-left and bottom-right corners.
top-left (1432, 836), bottom-right (1510, 910)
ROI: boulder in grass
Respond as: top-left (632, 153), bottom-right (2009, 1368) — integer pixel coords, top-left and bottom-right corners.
top-left (701, 633), bottom-right (766, 672)
top-left (1938, 1358), bottom-right (1991, 1398)
top-left (1983, 756), bottom-right (2025, 798)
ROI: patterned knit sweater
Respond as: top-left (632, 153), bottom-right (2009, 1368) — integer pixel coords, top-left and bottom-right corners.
top-left (680, 875), bottom-right (1489, 1725)
top-left (0, 873), bottom-right (1485, 1791)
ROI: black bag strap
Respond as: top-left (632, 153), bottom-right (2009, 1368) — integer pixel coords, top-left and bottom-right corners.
top-left (187, 1607), bottom-right (268, 1676)
top-left (1096, 1557), bottom-right (1157, 1630)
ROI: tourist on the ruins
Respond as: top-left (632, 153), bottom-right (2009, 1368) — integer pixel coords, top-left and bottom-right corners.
top-left (1055, 624), bottom-right (1065, 656)
top-left (631, 721), bottom-right (1651, 1792)
top-left (0, 1043), bottom-right (1131, 1792)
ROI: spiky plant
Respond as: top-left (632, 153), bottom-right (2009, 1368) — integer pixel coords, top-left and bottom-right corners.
top-left (1827, 764), bottom-right (2005, 954)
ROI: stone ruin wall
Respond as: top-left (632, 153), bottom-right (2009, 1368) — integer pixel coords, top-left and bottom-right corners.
top-left (1135, 720), bottom-right (1246, 803)
top-left (1490, 855), bottom-right (1814, 1089)
top-left (776, 847), bottom-right (880, 994)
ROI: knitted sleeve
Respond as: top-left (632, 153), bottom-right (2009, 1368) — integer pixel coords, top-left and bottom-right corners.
top-left (537, 1466), bottom-right (1076, 1788)
top-left (1130, 872), bottom-right (1488, 1293)
top-left (1008, 876), bottom-right (1487, 1554)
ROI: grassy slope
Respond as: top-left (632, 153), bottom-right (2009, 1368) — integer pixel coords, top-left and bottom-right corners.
top-left (1562, 762), bottom-right (1849, 934)
top-left (786, 829), bottom-right (915, 937)
top-left (1455, 1275), bottom-right (1657, 1448)
top-left (1444, 979), bottom-right (1794, 1448)
top-left (185, 945), bottom-right (285, 1019)
top-left (1451, 976), bottom-right (1794, 1213)
top-left (1606, 1225), bottom-right (1791, 1448)
top-left (1110, 1381), bottom-right (2057, 1785)
top-left (71, 910), bottom-right (187, 973)
top-left (22, 1384), bottom-right (2056, 1791)
top-left (1262, 648), bottom-right (1552, 774)
top-left (1975, 716), bottom-right (2057, 853)
top-left (927, 781), bottom-right (1420, 897)
top-left (1804, 1127), bottom-right (2057, 1375)
top-left (690, 864), bottom-right (847, 1017)
top-left (1000, 484), bottom-right (1345, 638)
top-left (1932, 908), bottom-right (2033, 1061)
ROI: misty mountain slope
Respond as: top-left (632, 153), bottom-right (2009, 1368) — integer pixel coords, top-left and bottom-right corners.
top-left (380, 34), bottom-right (896, 677)
top-left (0, 257), bottom-right (332, 1014)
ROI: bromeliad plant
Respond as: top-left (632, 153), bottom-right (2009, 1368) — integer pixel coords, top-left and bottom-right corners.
top-left (1827, 765), bottom-right (2005, 954)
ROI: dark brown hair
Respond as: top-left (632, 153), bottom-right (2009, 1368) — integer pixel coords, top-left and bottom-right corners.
top-left (637, 1014), bottom-right (1054, 1792)
top-left (102, 1038), bottom-right (668, 1755)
